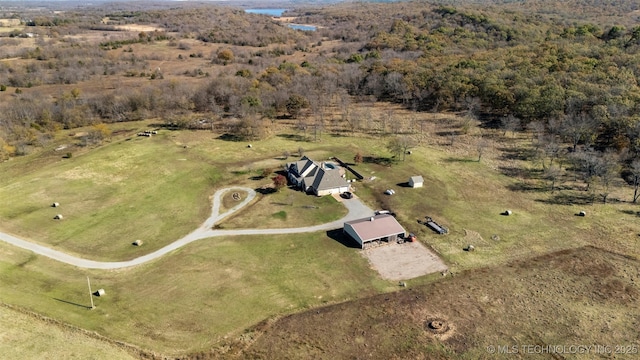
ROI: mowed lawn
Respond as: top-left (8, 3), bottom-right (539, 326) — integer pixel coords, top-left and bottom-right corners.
top-left (219, 188), bottom-right (348, 229)
top-left (0, 128), bottom-right (219, 260)
top-left (0, 232), bottom-right (392, 356)
top-left (0, 125), bottom-right (373, 260)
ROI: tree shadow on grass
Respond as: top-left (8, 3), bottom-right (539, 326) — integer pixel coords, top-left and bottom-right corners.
top-left (256, 187), bottom-right (277, 195)
top-left (499, 166), bottom-right (542, 180)
top-left (443, 157), bottom-right (476, 163)
top-left (326, 228), bottom-right (361, 249)
top-left (276, 134), bottom-right (307, 142)
top-left (217, 133), bottom-right (242, 142)
top-left (53, 297), bottom-right (92, 309)
top-left (435, 130), bottom-right (463, 137)
top-left (363, 156), bottom-right (395, 167)
top-left (535, 192), bottom-right (595, 205)
top-left (620, 209), bottom-right (640, 217)
top-left (497, 147), bottom-right (538, 161)
top-left (506, 181), bottom-right (547, 192)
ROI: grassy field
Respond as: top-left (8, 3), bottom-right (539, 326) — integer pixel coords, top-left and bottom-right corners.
top-left (0, 231), bottom-right (393, 356)
top-left (219, 189), bottom-right (348, 229)
top-left (0, 124), bottom-right (219, 260)
top-left (0, 124), bottom-right (358, 260)
top-left (0, 304), bottom-right (139, 360)
top-left (342, 134), bottom-right (640, 274)
top-left (2, 117), bottom-right (640, 357)
top-left (239, 246), bottom-right (640, 359)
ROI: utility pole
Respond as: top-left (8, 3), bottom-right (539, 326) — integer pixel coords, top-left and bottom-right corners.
top-left (87, 276), bottom-right (95, 309)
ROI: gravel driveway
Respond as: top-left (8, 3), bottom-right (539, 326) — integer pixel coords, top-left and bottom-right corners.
top-left (0, 188), bottom-right (375, 269)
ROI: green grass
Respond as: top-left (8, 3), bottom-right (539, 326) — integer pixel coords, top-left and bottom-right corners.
top-left (348, 142), bottom-right (640, 274)
top-left (0, 128), bottom-right (369, 260)
top-left (3, 122), bottom-right (640, 356)
top-left (0, 305), bottom-right (138, 360)
top-left (0, 231), bottom-right (393, 356)
top-left (0, 130), bottom-right (219, 260)
top-left (220, 189), bottom-right (347, 229)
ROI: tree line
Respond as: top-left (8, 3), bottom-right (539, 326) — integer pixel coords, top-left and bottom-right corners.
top-left (1, 0), bottom-right (640, 196)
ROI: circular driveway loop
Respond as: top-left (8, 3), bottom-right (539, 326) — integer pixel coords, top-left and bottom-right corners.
top-left (0, 188), bottom-right (374, 269)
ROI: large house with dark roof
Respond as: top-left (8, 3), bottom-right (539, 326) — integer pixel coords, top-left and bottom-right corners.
top-left (285, 156), bottom-right (350, 196)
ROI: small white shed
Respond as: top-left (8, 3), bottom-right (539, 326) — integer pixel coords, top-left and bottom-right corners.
top-left (409, 175), bottom-right (424, 188)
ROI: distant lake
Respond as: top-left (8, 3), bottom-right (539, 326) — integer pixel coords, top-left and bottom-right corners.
top-left (245, 8), bottom-right (317, 31)
top-left (288, 24), bottom-right (316, 31)
top-left (245, 9), bottom-right (287, 17)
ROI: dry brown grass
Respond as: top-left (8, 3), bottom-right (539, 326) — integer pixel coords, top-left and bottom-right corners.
top-left (0, 304), bottom-right (139, 360)
top-left (220, 189), bottom-right (250, 214)
top-left (2, 16), bottom-right (640, 359)
top-left (236, 246), bottom-right (639, 359)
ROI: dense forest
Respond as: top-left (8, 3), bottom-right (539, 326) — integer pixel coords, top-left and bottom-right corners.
top-left (1, 0), bottom-right (640, 189)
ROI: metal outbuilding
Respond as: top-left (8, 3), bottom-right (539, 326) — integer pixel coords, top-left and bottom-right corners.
top-left (343, 214), bottom-right (406, 249)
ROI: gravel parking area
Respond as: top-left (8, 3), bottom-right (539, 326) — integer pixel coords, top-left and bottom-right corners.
top-left (362, 241), bottom-right (448, 280)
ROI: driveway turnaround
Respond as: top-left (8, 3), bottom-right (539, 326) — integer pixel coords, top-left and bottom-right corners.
top-left (0, 187), bottom-right (374, 269)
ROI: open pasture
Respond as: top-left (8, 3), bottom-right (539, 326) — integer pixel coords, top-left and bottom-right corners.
top-left (0, 304), bottom-right (138, 360)
top-left (0, 229), bottom-right (393, 356)
top-left (241, 246), bottom-right (640, 359)
top-left (1, 119), bottom-right (640, 357)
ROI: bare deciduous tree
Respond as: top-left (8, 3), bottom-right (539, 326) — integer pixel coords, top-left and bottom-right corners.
top-left (544, 165), bottom-right (563, 192)
top-left (387, 135), bottom-right (417, 161)
top-left (500, 114), bottom-right (520, 137)
top-left (561, 112), bottom-right (598, 152)
top-left (476, 137), bottom-right (489, 162)
top-left (626, 159), bottom-right (640, 203)
top-left (595, 150), bottom-right (621, 203)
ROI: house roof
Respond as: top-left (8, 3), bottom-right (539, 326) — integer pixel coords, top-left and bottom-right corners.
top-left (287, 156), bottom-right (349, 194)
top-left (286, 156), bottom-right (315, 177)
top-left (410, 175), bottom-right (424, 183)
top-left (344, 214), bottom-right (406, 242)
top-left (311, 167), bottom-right (349, 192)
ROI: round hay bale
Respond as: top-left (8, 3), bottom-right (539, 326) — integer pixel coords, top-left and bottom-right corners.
top-left (578, 211), bottom-right (586, 217)
top-left (503, 210), bottom-right (512, 216)
top-left (247, 144), bottom-right (252, 148)
top-left (51, 202), bottom-right (60, 207)
top-left (93, 289), bottom-right (106, 297)
top-left (132, 240), bottom-right (143, 246)
top-left (465, 244), bottom-right (475, 252)
top-left (53, 214), bottom-right (63, 220)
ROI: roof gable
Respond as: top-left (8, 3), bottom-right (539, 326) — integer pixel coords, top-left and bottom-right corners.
top-left (311, 167), bottom-right (348, 191)
top-left (345, 214), bottom-right (406, 241)
top-left (286, 156), bottom-right (317, 178)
